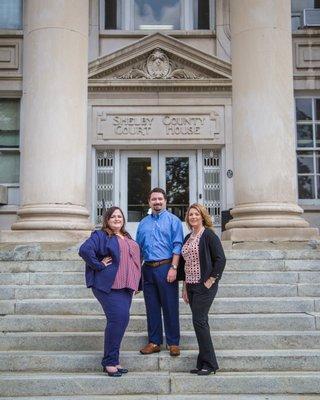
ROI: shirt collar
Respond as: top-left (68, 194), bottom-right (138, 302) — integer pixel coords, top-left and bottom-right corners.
top-left (151, 209), bottom-right (167, 219)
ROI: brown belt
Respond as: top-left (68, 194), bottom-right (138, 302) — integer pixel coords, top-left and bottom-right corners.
top-left (144, 258), bottom-right (172, 267)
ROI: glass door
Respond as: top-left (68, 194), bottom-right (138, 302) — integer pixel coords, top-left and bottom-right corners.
top-left (159, 150), bottom-right (197, 222)
top-left (120, 151), bottom-right (158, 235)
top-left (120, 150), bottom-right (197, 237)
top-left (95, 149), bottom-right (222, 237)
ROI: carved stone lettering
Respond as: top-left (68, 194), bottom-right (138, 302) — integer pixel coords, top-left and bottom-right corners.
top-left (163, 116), bottom-right (204, 135)
top-left (94, 110), bottom-right (224, 143)
top-left (113, 116), bottom-right (153, 136)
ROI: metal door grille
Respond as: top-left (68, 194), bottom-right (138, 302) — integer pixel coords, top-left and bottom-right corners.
top-left (96, 150), bottom-right (114, 224)
top-left (202, 150), bottom-right (221, 226)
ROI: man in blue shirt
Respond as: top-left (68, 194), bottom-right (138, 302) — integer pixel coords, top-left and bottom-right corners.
top-left (136, 187), bottom-right (184, 356)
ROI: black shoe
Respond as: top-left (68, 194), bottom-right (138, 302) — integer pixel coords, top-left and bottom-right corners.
top-left (117, 368), bottom-right (128, 374)
top-left (103, 367), bottom-right (122, 377)
top-left (190, 369), bottom-right (200, 374)
top-left (197, 369), bottom-right (217, 376)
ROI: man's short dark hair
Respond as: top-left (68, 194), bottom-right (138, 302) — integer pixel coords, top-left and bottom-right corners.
top-left (148, 187), bottom-right (167, 201)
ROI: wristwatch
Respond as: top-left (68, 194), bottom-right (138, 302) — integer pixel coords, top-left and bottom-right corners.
top-left (170, 264), bottom-right (178, 270)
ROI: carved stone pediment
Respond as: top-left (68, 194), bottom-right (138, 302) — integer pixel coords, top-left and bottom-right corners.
top-left (88, 33), bottom-right (231, 91)
top-left (114, 49), bottom-right (212, 80)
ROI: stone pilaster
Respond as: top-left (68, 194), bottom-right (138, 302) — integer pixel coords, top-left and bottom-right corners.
top-left (11, 0), bottom-right (92, 233)
top-left (223, 0), bottom-right (319, 241)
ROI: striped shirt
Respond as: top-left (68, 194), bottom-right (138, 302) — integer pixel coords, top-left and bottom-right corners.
top-left (112, 236), bottom-right (141, 291)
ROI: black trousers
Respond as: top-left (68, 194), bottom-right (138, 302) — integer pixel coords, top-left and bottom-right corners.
top-left (187, 281), bottom-right (219, 371)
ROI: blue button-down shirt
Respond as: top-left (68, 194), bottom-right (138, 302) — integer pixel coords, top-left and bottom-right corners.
top-left (136, 209), bottom-right (184, 262)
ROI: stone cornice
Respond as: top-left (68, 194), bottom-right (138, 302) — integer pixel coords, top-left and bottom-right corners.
top-left (89, 77), bottom-right (231, 91)
top-left (99, 29), bottom-right (216, 39)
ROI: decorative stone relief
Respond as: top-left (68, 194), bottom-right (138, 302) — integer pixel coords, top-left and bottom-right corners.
top-left (295, 42), bottom-right (320, 69)
top-left (115, 49), bottom-right (207, 80)
top-left (0, 40), bottom-right (19, 70)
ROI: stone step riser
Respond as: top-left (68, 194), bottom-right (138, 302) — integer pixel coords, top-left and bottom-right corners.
top-left (1, 373), bottom-right (320, 397)
top-left (1, 259), bottom-right (320, 273)
top-left (1, 332), bottom-right (320, 351)
top-left (2, 298), bottom-right (316, 315)
top-left (0, 314), bottom-right (316, 332)
top-left (1, 352), bottom-right (320, 373)
top-left (0, 395), bottom-right (318, 400)
top-left (1, 245), bottom-right (319, 261)
top-left (1, 271), bottom-right (320, 285)
top-left (170, 373), bottom-right (320, 395)
top-left (0, 284), bottom-right (300, 300)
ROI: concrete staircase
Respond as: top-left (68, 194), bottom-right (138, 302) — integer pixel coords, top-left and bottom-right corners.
top-left (0, 241), bottom-right (320, 399)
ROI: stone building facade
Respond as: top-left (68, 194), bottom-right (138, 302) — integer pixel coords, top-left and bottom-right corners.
top-left (0, 0), bottom-right (319, 242)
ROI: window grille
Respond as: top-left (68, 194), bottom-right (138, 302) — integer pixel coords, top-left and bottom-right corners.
top-left (202, 150), bottom-right (221, 226)
top-left (0, 99), bottom-right (20, 185)
top-left (295, 97), bottom-right (320, 203)
top-left (96, 150), bottom-right (115, 225)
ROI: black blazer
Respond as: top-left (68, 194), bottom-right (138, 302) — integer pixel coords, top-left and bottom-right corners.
top-left (177, 228), bottom-right (226, 283)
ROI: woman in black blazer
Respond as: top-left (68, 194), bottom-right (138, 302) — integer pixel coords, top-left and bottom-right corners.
top-left (178, 203), bottom-right (226, 375)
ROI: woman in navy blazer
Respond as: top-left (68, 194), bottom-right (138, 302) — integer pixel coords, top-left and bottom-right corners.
top-left (79, 206), bottom-right (141, 377)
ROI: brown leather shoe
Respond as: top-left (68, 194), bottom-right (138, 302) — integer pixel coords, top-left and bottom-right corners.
top-left (168, 345), bottom-right (180, 357)
top-left (140, 343), bottom-right (161, 355)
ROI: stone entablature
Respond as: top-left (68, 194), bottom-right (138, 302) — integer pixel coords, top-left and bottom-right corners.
top-left (93, 106), bottom-right (224, 145)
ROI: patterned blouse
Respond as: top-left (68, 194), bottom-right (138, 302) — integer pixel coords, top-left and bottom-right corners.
top-left (181, 228), bottom-right (204, 284)
top-left (112, 236), bottom-right (141, 291)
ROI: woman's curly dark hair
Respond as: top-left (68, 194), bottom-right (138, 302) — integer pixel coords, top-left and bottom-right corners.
top-left (101, 206), bottom-right (131, 238)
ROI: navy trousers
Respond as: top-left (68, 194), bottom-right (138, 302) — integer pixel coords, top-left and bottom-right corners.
top-left (142, 263), bottom-right (180, 346)
top-left (92, 287), bottom-right (133, 367)
top-left (187, 282), bottom-right (219, 371)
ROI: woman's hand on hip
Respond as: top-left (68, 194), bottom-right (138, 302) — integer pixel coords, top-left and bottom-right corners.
top-left (204, 277), bottom-right (216, 289)
top-left (101, 256), bottom-right (112, 267)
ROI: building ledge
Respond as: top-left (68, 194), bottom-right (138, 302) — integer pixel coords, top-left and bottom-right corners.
top-left (99, 29), bottom-right (216, 39)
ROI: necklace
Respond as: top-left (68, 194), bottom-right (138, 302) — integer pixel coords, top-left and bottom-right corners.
top-left (190, 226), bottom-right (204, 239)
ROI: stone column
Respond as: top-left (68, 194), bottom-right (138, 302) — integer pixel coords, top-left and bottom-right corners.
top-left (11, 0), bottom-right (92, 234)
top-left (223, 0), bottom-right (319, 241)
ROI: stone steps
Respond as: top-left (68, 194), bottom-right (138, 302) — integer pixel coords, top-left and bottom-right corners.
top-left (1, 270), bottom-right (320, 285)
top-left (1, 396), bottom-right (319, 400)
top-left (1, 331), bottom-right (320, 351)
top-left (0, 313), bottom-right (317, 332)
top-left (0, 243), bottom-right (319, 398)
top-left (0, 283), bottom-right (304, 299)
top-left (1, 258), bottom-right (320, 272)
top-left (0, 371), bottom-right (320, 397)
top-left (1, 297), bottom-right (317, 315)
top-left (1, 349), bottom-right (320, 372)
top-left (0, 242), bottom-right (319, 261)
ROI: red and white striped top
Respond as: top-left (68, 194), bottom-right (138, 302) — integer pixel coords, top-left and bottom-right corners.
top-left (112, 236), bottom-right (141, 291)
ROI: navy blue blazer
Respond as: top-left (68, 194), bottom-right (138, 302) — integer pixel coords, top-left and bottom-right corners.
top-left (78, 230), bottom-right (120, 293)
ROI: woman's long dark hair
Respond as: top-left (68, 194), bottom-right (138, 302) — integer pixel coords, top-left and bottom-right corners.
top-left (101, 206), bottom-right (132, 238)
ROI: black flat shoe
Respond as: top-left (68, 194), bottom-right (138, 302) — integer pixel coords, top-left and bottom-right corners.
top-left (103, 367), bottom-right (122, 377)
top-left (197, 369), bottom-right (217, 376)
top-left (117, 368), bottom-right (128, 374)
top-left (190, 369), bottom-right (200, 374)
top-left (106, 370), bottom-right (122, 377)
